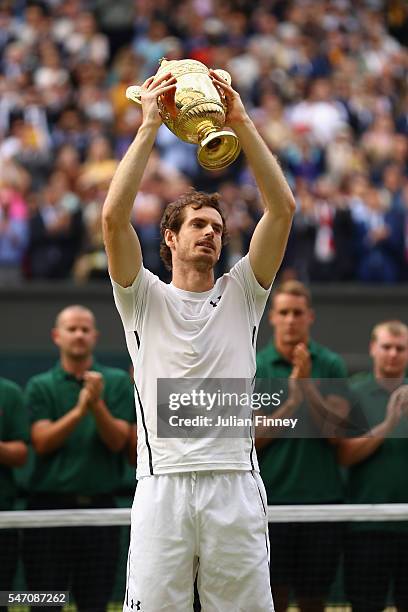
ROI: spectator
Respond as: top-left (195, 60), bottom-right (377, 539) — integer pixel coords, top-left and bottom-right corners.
top-left (217, 181), bottom-right (259, 268)
top-left (288, 78), bottom-right (347, 147)
top-left (77, 83), bottom-right (114, 127)
top-left (361, 112), bottom-right (397, 170)
top-left (16, 3), bottom-right (51, 48)
top-left (113, 105), bottom-right (143, 160)
top-left (132, 19), bottom-right (170, 80)
top-left (400, 182), bottom-right (408, 281)
top-left (108, 47), bottom-right (141, 126)
top-left (33, 41), bottom-right (69, 90)
top-left (337, 320), bottom-right (408, 612)
top-left (352, 187), bottom-right (403, 283)
top-left (256, 280), bottom-right (347, 612)
top-left (0, 112), bottom-right (51, 189)
top-left (155, 124), bottom-right (199, 178)
top-left (92, 0), bottom-right (135, 59)
top-left (0, 186), bottom-right (28, 283)
top-left (74, 168), bottom-right (115, 283)
top-left (325, 126), bottom-right (362, 184)
top-left (0, 6), bottom-right (15, 56)
top-left (283, 183), bottom-right (317, 281)
top-left (284, 179), bottom-right (356, 282)
top-left (62, 11), bottom-right (109, 66)
top-left (51, 107), bottom-right (89, 159)
top-left (80, 135), bottom-right (118, 188)
top-left (396, 92), bottom-right (408, 135)
top-left (23, 305), bottom-right (134, 612)
top-left (309, 176), bottom-right (355, 282)
top-left (26, 171), bottom-right (84, 279)
top-left (0, 0), bottom-right (406, 283)
top-left (54, 144), bottom-right (81, 192)
top-left (283, 128), bottom-right (324, 184)
top-left (0, 376), bottom-right (29, 612)
top-left (51, 0), bottom-right (82, 48)
top-left (251, 91), bottom-right (294, 154)
top-left (381, 162), bottom-right (405, 212)
top-left (130, 190), bottom-right (165, 279)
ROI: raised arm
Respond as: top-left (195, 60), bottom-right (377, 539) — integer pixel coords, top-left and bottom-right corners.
top-left (102, 73), bottom-right (177, 287)
top-left (210, 70), bottom-right (296, 289)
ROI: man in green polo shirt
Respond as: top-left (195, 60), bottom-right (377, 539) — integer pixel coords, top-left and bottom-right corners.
top-left (0, 377), bottom-right (29, 612)
top-left (337, 320), bottom-right (408, 612)
top-left (256, 280), bottom-right (347, 612)
top-left (23, 305), bottom-right (134, 612)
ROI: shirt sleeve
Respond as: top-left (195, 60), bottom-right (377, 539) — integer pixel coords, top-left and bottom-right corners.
top-left (110, 266), bottom-right (156, 332)
top-left (3, 383), bottom-right (30, 443)
top-left (327, 354), bottom-right (348, 378)
top-left (228, 254), bottom-right (273, 324)
top-left (104, 371), bottom-right (135, 423)
top-left (256, 358), bottom-right (266, 378)
top-left (345, 390), bottom-right (372, 437)
top-left (25, 378), bottom-right (52, 423)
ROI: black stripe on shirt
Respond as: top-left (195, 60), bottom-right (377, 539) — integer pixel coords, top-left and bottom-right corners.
top-left (134, 383), bottom-right (153, 475)
top-left (249, 415), bottom-right (255, 470)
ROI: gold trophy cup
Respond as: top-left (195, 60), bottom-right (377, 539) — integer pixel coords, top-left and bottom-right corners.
top-left (126, 58), bottom-right (241, 171)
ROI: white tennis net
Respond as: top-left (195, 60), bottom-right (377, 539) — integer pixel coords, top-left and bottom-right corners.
top-left (1, 505), bottom-right (407, 611)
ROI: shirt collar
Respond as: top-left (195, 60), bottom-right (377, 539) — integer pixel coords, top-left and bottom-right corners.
top-left (53, 360), bottom-right (99, 382)
top-left (267, 339), bottom-right (317, 364)
top-left (362, 372), bottom-right (408, 396)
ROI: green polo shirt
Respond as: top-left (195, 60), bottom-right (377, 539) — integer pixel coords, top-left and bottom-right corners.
top-left (25, 362), bottom-right (134, 496)
top-left (0, 378), bottom-right (29, 510)
top-left (346, 373), bottom-right (408, 532)
top-left (256, 339), bottom-right (347, 504)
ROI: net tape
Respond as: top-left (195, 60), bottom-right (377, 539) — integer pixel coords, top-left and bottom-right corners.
top-left (1, 504), bottom-right (408, 528)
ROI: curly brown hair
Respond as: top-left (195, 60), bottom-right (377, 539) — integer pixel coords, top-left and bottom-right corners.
top-left (159, 189), bottom-right (228, 271)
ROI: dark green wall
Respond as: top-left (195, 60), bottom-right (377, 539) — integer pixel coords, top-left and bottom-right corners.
top-left (1, 282), bottom-right (408, 383)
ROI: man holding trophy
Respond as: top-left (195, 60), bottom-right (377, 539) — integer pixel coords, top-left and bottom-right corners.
top-left (103, 59), bottom-right (295, 611)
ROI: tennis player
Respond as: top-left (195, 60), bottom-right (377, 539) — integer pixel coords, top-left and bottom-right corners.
top-left (103, 69), bottom-right (295, 612)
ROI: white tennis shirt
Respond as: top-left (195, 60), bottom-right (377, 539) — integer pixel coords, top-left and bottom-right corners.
top-left (112, 254), bottom-right (271, 478)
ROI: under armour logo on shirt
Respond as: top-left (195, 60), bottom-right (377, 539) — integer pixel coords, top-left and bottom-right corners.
top-left (210, 295), bottom-right (222, 307)
top-left (130, 600), bottom-right (142, 611)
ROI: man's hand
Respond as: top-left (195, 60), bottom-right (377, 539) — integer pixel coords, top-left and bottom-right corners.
top-left (400, 385), bottom-right (408, 417)
top-left (287, 374), bottom-right (304, 409)
top-left (83, 372), bottom-right (104, 408)
top-left (209, 69), bottom-right (248, 126)
top-left (292, 343), bottom-right (312, 378)
top-left (139, 72), bottom-right (177, 127)
top-left (385, 385), bottom-right (408, 429)
top-left (77, 387), bottom-right (91, 416)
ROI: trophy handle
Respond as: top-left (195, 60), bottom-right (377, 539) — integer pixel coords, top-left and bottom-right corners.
top-left (126, 85), bottom-right (143, 105)
top-left (212, 69), bottom-right (232, 85)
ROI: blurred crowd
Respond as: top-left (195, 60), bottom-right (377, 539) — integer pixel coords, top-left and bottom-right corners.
top-left (0, 0), bottom-right (407, 284)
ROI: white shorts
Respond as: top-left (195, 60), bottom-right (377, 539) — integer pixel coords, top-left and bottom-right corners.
top-left (123, 471), bottom-right (274, 612)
